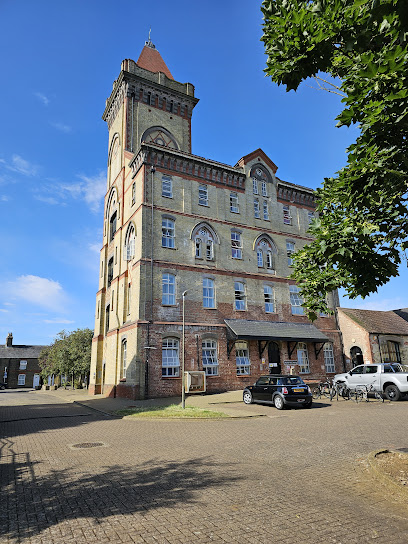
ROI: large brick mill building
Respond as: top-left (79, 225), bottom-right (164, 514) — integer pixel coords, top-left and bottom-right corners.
top-left (89, 39), bottom-right (344, 399)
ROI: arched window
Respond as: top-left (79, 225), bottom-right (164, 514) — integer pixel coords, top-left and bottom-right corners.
top-left (255, 237), bottom-right (275, 270)
top-left (162, 217), bottom-right (175, 248)
top-left (162, 338), bottom-right (180, 376)
top-left (264, 285), bottom-right (274, 313)
top-left (124, 224), bottom-right (136, 261)
top-left (323, 343), bottom-right (335, 373)
top-left (108, 134), bottom-right (121, 185)
top-left (236, 341), bottom-right (250, 375)
top-left (120, 340), bottom-right (127, 379)
top-left (202, 340), bottom-right (218, 375)
top-left (195, 227), bottom-right (213, 260)
top-left (234, 282), bottom-right (246, 311)
top-left (203, 278), bottom-right (215, 308)
top-left (162, 273), bottom-right (176, 305)
top-left (250, 166), bottom-right (272, 198)
top-left (297, 343), bottom-right (310, 373)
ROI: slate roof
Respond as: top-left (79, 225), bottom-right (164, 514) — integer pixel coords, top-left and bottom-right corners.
top-left (224, 319), bottom-right (330, 342)
top-left (393, 308), bottom-right (408, 323)
top-left (0, 344), bottom-right (47, 359)
top-left (136, 44), bottom-right (174, 80)
top-left (339, 308), bottom-right (408, 335)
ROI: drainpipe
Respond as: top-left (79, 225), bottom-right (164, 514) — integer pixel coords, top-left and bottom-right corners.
top-left (145, 164), bottom-right (155, 399)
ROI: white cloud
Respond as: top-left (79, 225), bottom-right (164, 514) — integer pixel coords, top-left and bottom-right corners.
top-left (340, 294), bottom-right (404, 312)
top-left (34, 194), bottom-right (60, 205)
top-left (43, 318), bottom-right (75, 324)
top-left (63, 171), bottom-right (106, 213)
top-left (0, 195), bottom-right (9, 202)
top-left (7, 154), bottom-right (39, 176)
top-left (0, 309), bottom-right (9, 313)
top-left (7, 275), bottom-right (70, 312)
top-left (89, 242), bottom-right (101, 254)
top-left (34, 92), bottom-right (50, 106)
top-left (51, 122), bottom-right (72, 133)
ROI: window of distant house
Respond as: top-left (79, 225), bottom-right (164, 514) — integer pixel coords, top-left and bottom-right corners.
top-left (203, 278), bottom-right (215, 308)
top-left (230, 192), bottom-right (239, 213)
top-left (162, 217), bottom-right (175, 248)
top-left (297, 343), bottom-right (310, 373)
top-left (231, 231), bottom-right (242, 259)
top-left (254, 199), bottom-right (261, 219)
top-left (162, 273), bottom-right (176, 305)
top-left (19, 360), bottom-right (27, 370)
top-left (162, 338), bottom-right (180, 377)
top-left (198, 184), bottom-right (208, 206)
top-left (324, 343), bottom-right (335, 373)
top-left (202, 340), bottom-right (218, 376)
top-left (195, 227), bottom-right (214, 260)
top-left (283, 205), bottom-right (292, 225)
top-left (109, 211), bottom-right (117, 242)
top-left (18, 374), bottom-right (26, 386)
top-left (121, 339), bottom-right (127, 379)
top-left (124, 224), bottom-right (136, 261)
top-left (162, 176), bottom-right (173, 198)
top-left (264, 285), bottom-right (275, 313)
top-left (380, 340), bottom-right (402, 364)
top-left (234, 281), bottom-right (246, 311)
top-left (290, 284), bottom-right (304, 315)
top-left (107, 257), bottom-right (114, 287)
top-left (236, 341), bottom-right (250, 375)
top-left (286, 241), bottom-right (295, 266)
top-left (256, 238), bottom-right (275, 271)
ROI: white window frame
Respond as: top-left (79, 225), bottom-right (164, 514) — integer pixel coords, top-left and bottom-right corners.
top-left (162, 338), bottom-right (180, 377)
top-left (263, 200), bottom-right (269, 220)
top-left (202, 340), bottom-right (219, 376)
top-left (261, 180), bottom-right (268, 197)
top-left (121, 340), bottom-right (127, 379)
top-left (236, 341), bottom-right (250, 375)
top-left (297, 343), bottom-right (310, 373)
top-left (18, 374), bottom-right (26, 386)
top-left (257, 249), bottom-right (263, 268)
top-left (162, 273), bottom-right (176, 305)
top-left (290, 284), bottom-right (304, 315)
top-left (324, 343), bottom-right (335, 373)
top-left (19, 360), bottom-right (27, 370)
top-left (194, 227), bottom-right (214, 261)
top-left (230, 192), bottom-right (239, 213)
top-left (125, 225), bottom-right (136, 261)
top-left (254, 199), bottom-right (260, 219)
top-left (162, 218), bottom-right (175, 248)
top-left (286, 241), bottom-right (295, 266)
top-left (264, 285), bottom-right (274, 313)
top-left (234, 281), bottom-right (246, 311)
top-left (198, 184), bottom-right (208, 206)
top-left (162, 176), bottom-right (173, 198)
top-left (203, 277), bottom-right (215, 308)
top-left (252, 178), bottom-right (259, 194)
top-left (231, 231), bottom-right (242, 259)
top-left (283, 205), bottom-right (292, 225)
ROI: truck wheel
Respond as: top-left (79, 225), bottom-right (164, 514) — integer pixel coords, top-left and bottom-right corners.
top-left (384, 384), bottom-right (401, 402)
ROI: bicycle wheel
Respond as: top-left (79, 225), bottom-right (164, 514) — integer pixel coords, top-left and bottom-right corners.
top-left (312, 387), bottom-right (321, 400)
top-left (322, 386), bottom-right (331, 399)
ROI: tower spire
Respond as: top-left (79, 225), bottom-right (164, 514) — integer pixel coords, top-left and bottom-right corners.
top-left (145, 28), bottom-right (155, 49)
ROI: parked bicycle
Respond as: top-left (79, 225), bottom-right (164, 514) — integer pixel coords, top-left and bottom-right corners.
top-left (347, 383), bottom-right (385, 403)
top-left (312, 379), bottom-right (332, 400)
top-left (330, 381), bottom-right (351, 401)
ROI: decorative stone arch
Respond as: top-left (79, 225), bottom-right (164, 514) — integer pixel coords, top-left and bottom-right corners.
top-left (105, 187), bottom-right (119, 242)
top-left (253, 234), bottom-right (277, 270)
top-left (191, 222), bottom-right (220, 261)
top-left (108, 133), bottom-right (121, 185)
top-left (105, 187), bottom-right (118, 219)
top-left (141, 126), bottom-right (179, 150)
top-left (250, 164), bottom-right (272, 182)
top-left (253, 233), bottom-right (277, 253)
top-left (190, 222), bottom-right (220, 244)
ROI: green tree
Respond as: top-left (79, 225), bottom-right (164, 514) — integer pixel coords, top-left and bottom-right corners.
top-left (261, 0), bottom-right (408, 319)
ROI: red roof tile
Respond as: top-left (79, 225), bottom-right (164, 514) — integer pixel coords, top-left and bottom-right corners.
top-left (136, 45), bottom-right (174, 80)
top-left (339, 308), bottom-right (408, 335)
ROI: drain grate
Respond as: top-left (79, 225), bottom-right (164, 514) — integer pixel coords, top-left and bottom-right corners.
top-left (70, 442), bottom-right (106, 449)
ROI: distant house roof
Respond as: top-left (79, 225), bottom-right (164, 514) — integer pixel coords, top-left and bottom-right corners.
top-left (136, 42), bottom-right (174, 80)
top-left (338, 308), bottom-right (408, 335)
top-left (0, 344), bottom-right (47, 359)
top-left (393, 308), bottom-right (408, 323)
top-left (224, 319), bottom-right (330, 342)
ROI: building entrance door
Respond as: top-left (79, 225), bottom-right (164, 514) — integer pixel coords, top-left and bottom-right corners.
top-left (268, 342), bottom-right (281, 374)
top-left (32, 374), bottom-right (40, 388)
top-left (350, 346), bottom-right (364, 367)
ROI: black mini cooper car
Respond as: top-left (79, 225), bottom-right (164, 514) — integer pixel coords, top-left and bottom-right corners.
top-left (243, 375), bottom-right (313, 409)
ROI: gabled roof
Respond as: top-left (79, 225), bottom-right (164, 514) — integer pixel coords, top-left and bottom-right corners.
top-left (338, 308), bottom-right (408, 335)
top-left (136, 43), bottom-right (174, 80)
top-left (235, 149), bottom-right (278, 173)
top-left (0, 344), bottom-right (47, 359)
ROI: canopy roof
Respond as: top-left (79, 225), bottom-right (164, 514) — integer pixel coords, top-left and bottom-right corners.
top-left (224, 319), bottom-right (330, 343)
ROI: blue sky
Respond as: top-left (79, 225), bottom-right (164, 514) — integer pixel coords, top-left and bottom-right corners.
top-left (1, 0), bottom-right (406, 346)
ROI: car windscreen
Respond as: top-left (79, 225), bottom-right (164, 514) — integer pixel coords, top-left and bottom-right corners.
top-left (278, 377), bottom-right (305, 385)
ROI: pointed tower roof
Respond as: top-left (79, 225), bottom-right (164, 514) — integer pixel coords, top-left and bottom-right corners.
top-left (136, 37), bottom-right (174, 80)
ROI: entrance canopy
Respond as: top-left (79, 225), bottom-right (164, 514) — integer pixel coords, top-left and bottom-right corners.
top-left (224, 319), bottom-right (330, 343)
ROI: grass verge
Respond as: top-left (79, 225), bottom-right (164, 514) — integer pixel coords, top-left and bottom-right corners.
top-left (115, 404), bottom-right (230, 418)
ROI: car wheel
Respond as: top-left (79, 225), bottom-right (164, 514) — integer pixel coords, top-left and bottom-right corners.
top-left (303, 401), bottom-right (312, 409)
top-left (273, 395), bottom-right (285, 410)
top-left (243, 391), bottom-right (253, 404)
top-left (384, 384), bottom-right (401, 402)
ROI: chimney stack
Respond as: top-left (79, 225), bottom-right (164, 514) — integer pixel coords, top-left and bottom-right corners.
top-left (6, 333), bottom-right (13, 347)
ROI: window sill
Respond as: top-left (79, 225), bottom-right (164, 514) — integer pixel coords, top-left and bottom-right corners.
top-left (119, 378), bottom-right (126, 382)
top-left (162, 195), bottom-right (173, 199)
top-left (203, 306), bottom-right (217, 310)
top-left (198, 203), bottom-right (209, 207)
top-left (161, 245), bottom-right (177, 250)
top-left (161, 376), bottom-right (181, 379)
top-left (237, 374), bottom-right (251, 378)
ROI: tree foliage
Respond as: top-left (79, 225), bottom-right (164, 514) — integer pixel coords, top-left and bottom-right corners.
top-left (262, 0), bottom-right (408, 319)
top-left (38, 328), bottom-right (93, 384)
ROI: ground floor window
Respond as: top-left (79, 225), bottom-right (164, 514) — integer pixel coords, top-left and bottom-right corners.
top-left (202, 340), bottom-right (219, 375)
top-left (297, 343), bottom-right (310, 373)
top-left (380, 340), bottom-right (401, 364)
top-left (323, 343), bottom-right (335, 373)
top-left (18, 374), bottom-right (26, 386)
top-left (236, 341), bottom-right (250, 375)
top-left (162, 338), bottom-right (180, 377)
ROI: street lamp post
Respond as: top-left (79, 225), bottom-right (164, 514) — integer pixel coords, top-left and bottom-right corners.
top-left (181, 290), bottom-right (189, 409)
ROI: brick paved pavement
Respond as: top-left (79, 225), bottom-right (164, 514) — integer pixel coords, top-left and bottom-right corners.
top-left (1, 389), bottom-right (408, 543)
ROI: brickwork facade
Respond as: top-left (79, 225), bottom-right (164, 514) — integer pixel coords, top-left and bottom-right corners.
top-left (89, 41), bottom-right (343, 399)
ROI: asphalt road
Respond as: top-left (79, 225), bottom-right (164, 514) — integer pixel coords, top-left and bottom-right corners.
top-left (1, 389), bottom-right (408, 543)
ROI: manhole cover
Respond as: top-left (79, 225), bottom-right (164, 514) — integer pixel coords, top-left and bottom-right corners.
top-left (70, 442), bottom-right (106, 449)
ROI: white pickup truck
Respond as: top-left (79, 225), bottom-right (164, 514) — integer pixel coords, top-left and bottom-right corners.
top-left (333, 363), bottom-right (408, 401)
